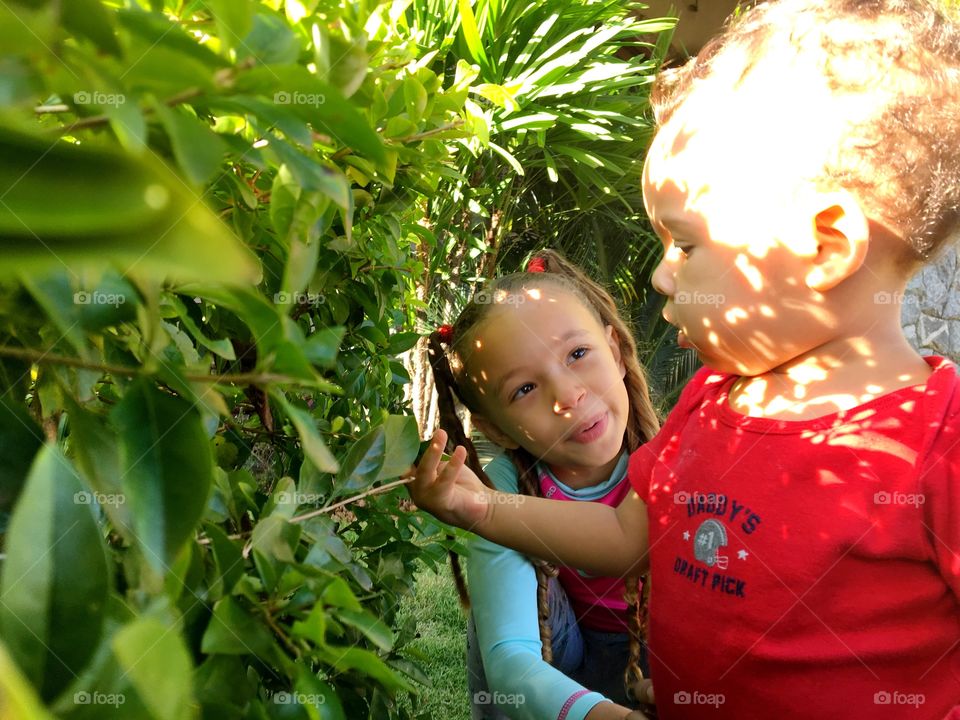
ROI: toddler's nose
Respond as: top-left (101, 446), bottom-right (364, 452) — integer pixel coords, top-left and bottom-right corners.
top-left (652, 256), bottom-right (675, 297)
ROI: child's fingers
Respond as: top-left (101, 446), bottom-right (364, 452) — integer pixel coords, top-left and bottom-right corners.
top-left (415, 430), bottom-right (447, 480)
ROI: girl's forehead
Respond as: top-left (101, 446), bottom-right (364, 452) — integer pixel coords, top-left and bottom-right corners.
top-left (465, 289), bottom-right (601, 361)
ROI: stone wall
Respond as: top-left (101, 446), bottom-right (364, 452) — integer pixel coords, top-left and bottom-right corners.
top-left (903, 247), bottom-right (960, 361)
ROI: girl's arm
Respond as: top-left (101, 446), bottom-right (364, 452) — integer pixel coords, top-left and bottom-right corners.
top-left (469, 456), bottom-right (647, 720)
top-left (410, 430), bottom-right (649, 578)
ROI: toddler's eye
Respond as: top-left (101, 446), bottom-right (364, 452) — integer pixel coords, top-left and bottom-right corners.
top-left (569, 346), bottom-right (588, 362)
top-left (511, 383), bottom-right (535, 401)
top-left (675, 244), bottom-right (693, 257)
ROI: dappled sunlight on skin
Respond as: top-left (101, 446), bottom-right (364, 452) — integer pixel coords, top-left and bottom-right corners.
top-left (640, 32), bottom-right (936, 420)
top-left (455, 286), bottom-right (631, 488)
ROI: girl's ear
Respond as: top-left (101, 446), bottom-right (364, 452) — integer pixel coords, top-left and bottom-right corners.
top-left (472, 414), bottom-right (520, 450)
top-left (605, 325), bottom-right (627, 378)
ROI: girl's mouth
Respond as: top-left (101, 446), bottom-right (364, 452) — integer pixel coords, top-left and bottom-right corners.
top-left (570, 413), bottom-right (608, 443)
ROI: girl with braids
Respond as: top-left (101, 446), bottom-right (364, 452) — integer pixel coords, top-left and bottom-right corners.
top-left (424, 250), bottom-right (659, 720)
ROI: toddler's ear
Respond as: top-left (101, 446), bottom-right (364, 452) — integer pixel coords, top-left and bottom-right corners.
top-left (805, 190), bottom-right (869, 292)
top-left (472, 415), bottom-right (520, 450)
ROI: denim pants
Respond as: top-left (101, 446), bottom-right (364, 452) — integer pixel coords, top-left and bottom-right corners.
top-left (466, 578), bottom-right (647, 719)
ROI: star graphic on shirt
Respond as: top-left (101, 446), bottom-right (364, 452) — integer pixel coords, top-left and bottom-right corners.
top-left (737, 549), bottom-right (749, 560)
top-left (683, 531), bottom-right (690, 541)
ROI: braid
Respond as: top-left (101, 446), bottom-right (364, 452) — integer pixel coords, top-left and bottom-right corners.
top-left (510, 447), bottom-right (559, 663)
top-left (426, 331), bottom-right (492, 611)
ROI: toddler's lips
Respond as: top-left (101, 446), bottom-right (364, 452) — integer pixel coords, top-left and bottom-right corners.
top-left (570, 412), bottom-right (608, 443)
top-left (677, 330), bottom-right (692, 349)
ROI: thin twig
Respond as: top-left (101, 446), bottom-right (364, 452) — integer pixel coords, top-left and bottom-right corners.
top-left (202, 475), bottom-right (415, 546)
top-left (0, 345), bottom-right (306, 385)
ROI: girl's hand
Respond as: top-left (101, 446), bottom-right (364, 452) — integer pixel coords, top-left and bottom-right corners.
top-left (408, 429), bottom-right (493, 529)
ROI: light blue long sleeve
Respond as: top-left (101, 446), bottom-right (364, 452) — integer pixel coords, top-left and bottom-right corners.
top-left (466, 454), bottom-right (611, 720)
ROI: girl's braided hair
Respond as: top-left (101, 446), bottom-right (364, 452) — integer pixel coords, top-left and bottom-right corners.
top-left (426, 249), bottom-right (660, 695)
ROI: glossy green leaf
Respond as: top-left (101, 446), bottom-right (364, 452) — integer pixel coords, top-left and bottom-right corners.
top-left (0, 125), bottom-right (259, 284)
top-left (271, 391), bottom-right (338, 472)
top-left (113, 380), bottom-right (213, 573)
top-left (155, 104), bottom-right (228, 186)
top-left (208, 0), bottom-right (253, 53)
top-left (112, 617), bottom-right (194, 720)
top-left (201, 596), bottom-right (276, 657)
top-left (334, 608), bottom-right (394, 652)
top-left (0, 445), bottom-right (110, 700)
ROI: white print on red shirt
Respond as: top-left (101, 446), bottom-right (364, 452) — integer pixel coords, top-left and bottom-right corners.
top-left (672, 493), bottom-right (762, 599)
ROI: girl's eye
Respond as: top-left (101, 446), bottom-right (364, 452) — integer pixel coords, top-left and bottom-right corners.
top-left (675, 244), bottom-right (693, 257)
top-left (511, 383), bottom-right (535, 401)
top-left (569, 346), bottom-right (588, 362)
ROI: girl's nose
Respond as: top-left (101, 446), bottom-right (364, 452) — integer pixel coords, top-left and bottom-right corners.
top-left (553, 384), bottom-right (586, 415)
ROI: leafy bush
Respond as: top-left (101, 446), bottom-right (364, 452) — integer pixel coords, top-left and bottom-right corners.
top-left (0, 1), bottom-right (673, 718)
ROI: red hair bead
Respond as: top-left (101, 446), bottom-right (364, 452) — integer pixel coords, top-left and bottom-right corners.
top-left (526, 256), bottom-right (547, 273)
top-left (437, 324), bottom-right (454, 343)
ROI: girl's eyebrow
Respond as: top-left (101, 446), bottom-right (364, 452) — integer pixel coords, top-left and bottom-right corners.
top-left (493, 329), bottom-right (590, 397)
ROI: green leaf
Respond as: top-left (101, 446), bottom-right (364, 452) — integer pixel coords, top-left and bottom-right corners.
top-left (317, 646), bottom-right (412, 692)
top-left (376, 415), bottom-right (420, 481)
top-left (0, 124), bottom-right (259, 284)
top-left (117, 9), bottom-right (229, 70)
top-left (112, 617), bottom-right (195, 720)
top-left (113, 380), bottom-right (213, 573)
top-left (457, 0), bottom-right (489, 69)
top-left (0, 445), bottom-right (110, 701)
top-left (155, 103), bottom-right (227, 186)
top-left (334, 608), bottom-right (394, 652)
top-left (293, 665), bottom-right (346, 720)
top-left (302, 326), bottom-right (346, 368)
top-left (62, 395), bottom-right (136, 539)
top-left (201, 596), bottom-right (276, 657)
top-left (236, 12), bottom-right (299, 65)
top-left (208, 0), bottom-right (253, 53)
top-left (0, 639), bottom-right (56, 720)
top-left (0, 397), bottom-right (43, 514)
top-left (62, 0), bottom-right (122, 56)
top-left (167, 294), bottom-right (236, 360)
top-left (204, 523), bottom-right (244, 599)
top-left (271, 391), bottom-right (339, 473)
top-left (233, 65), bottom-right (385, 164)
